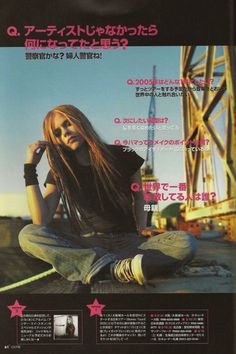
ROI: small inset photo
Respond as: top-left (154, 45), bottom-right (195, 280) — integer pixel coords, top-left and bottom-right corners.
top-left (53, 315), bottom-right (79, 340)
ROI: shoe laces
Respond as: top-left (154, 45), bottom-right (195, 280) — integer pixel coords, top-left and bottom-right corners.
top-left (113, 258), bottom-right (136, 283)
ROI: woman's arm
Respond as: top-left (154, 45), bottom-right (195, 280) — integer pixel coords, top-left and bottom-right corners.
top-left (25, 140), bottom-right (61, 225)
top-left (130, 169), bottom-right (147, 232)
top-left (26, 184), bottom-right (60, 225)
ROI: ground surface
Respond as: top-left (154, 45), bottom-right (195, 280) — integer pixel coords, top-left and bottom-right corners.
top-left (1, 234), bottom-right (235, 294)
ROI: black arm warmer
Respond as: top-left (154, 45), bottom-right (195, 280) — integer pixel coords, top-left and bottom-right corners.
top-left (24, 163), bottom-right (39, 186)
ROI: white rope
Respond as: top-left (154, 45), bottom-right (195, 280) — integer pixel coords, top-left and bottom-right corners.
top-left (0, 267), bottom-right (56, 293)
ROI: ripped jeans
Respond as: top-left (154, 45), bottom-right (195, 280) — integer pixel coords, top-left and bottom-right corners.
top-left (18, 224), bottom-right (198, 285)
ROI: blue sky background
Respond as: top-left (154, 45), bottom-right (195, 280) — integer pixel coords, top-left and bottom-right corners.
top-left (0, 46), bottom-right (224, 217)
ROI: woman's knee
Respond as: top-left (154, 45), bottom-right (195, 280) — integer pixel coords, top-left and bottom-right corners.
top-left (142, 230), bottom-right (198, 261)
top-left (176, 231), bottom-right (198, 260)
top-left (18, 224), bottom-right (44, 250)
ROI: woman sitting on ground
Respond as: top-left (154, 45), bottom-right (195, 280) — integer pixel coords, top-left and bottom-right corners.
top-left (19, 104), bottom-right (197, 287)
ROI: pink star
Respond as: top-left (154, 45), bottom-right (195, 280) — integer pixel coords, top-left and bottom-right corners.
top-left (86, 298), bottom-right (106, 317)
top-left (7, 300), bottom-right (26, 318)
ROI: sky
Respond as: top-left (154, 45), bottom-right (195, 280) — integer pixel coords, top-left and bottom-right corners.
top-left (0, 46), bottom-right (226, 217)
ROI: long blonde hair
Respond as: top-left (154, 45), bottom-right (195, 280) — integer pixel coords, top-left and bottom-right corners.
top-left (43, 104), bottom-right (130, 234)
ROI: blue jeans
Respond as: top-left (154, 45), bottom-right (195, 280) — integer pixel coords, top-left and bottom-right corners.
top-left (18, 224), bottom-right (197, 285)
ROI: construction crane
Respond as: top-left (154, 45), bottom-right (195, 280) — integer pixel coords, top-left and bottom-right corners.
top-left (142, 65), bottom-right (158, 182)
top-left (180, 46), bottom-right (236, 240)
top-left (141, 65), bottom-right (160, 229)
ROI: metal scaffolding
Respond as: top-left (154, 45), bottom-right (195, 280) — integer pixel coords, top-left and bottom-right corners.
top-left (142, 65), bottom-right (157, 181)
top-left (141, 65), bottom-right (160, 228)
top-left (180, 46), bottom-right (236, 240)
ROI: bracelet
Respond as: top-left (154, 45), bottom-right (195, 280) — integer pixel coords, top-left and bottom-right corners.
top-left (24, 163), bottom-right (39, 186)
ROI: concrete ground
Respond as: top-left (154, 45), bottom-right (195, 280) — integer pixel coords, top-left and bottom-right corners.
top-left (91, 237), bottom-right (236, 293)
top-left (0, 237), bottom-right (235, 294)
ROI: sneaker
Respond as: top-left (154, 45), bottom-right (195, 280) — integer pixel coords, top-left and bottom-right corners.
top-left (112, 254), bottom-right (145, 285)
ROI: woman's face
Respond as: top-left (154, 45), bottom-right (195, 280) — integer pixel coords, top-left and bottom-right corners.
top-left (51, 113), bottom-right (85, 151)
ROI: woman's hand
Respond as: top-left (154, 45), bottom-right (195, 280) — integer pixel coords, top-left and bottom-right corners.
top-left (25, 140), bottom-right (49, 165)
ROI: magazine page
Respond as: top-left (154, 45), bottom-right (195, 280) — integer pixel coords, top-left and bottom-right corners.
top-left (0, 1), bottom-right (235, 353)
